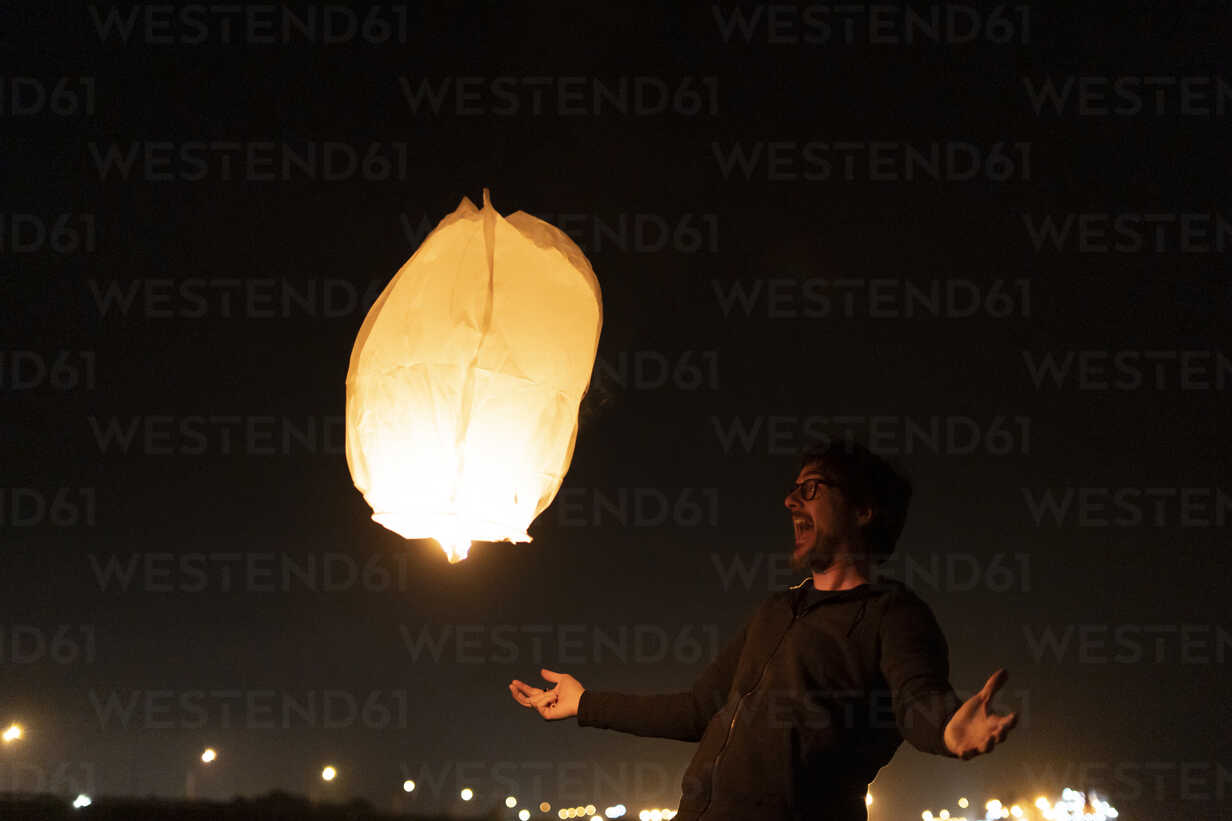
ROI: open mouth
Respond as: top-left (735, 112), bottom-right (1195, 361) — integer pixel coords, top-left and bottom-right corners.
top-left (792, 515), bottom-right (814, 544)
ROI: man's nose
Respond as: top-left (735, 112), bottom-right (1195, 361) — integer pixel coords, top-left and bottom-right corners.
top-left (785, 492), bottom-right (800, 510)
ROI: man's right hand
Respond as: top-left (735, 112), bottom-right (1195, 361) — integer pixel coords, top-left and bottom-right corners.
top-left (509, 669), bottom-right (585, 720)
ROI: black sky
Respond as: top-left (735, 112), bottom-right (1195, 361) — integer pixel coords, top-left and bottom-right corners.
top-left (2, 2), bottom-right (1229, 820)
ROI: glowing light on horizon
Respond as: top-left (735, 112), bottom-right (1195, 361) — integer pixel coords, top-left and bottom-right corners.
top-left (201, 748), bottom-right (217, 764)
top-left (321, 766), bottom-right (337, 782)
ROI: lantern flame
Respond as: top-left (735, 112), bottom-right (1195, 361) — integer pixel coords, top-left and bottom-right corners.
top-left (346, 189), bottom-right (602, 561)
top-left (435, 537), bottom-right (473, 564)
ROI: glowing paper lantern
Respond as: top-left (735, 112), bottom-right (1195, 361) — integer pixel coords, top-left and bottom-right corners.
top-left (346, 189), bottom-right (602, 562)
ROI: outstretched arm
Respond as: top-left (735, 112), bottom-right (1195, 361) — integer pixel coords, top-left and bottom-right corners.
top-left (508, 623), bottom-right (748, 742)
top-left (880, 590), bottom-right (1015, 759)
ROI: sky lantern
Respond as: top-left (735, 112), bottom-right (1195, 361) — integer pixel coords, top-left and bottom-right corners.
top-left (345, 189), bottom-right (603, 563)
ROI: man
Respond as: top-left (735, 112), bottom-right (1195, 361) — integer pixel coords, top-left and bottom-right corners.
top-left (509, 441), bottom-right (1017, 820)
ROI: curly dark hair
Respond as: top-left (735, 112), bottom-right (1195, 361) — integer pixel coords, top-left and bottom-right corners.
top-left (797, 439), bottom-right (913, 564)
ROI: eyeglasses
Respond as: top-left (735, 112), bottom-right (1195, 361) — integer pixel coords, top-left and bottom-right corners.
top-left (786, 477), bottom-right (842, 501)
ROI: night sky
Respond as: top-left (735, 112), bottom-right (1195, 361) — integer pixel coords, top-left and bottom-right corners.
top-left (2, 2), bottom-right (1229, 820)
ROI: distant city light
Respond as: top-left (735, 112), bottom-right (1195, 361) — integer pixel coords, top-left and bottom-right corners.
top-left (461, 787), bottom-right (473, 800)
top-left (906, 788), bottom-right (1120, 821)
top-left (2, 724), bottom-right (23, 743)
top-left (321, 766), bottom-right (337, 782)
top-left (519, 811), bottom-right (531, 821)
top-left (540, 802), bottom-right (552, 812)
top-left (506, 796), bottom-right (518, 808)
top-left (403, 779), bottom-right (415, 793)
top-left (72, 795), bottom-right (92, 809)
top-left (201, 747), bottom-right (217, 764)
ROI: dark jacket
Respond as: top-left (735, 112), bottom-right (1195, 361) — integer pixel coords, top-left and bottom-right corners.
top-left (576, 577), bottom-right (963, 821)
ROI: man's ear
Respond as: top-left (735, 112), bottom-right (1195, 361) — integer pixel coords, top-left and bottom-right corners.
top-left (856, 505), bottom-right (874, 527)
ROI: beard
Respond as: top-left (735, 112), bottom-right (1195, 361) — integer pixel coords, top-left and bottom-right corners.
top-left (791, 531), bottom-right (839, 574)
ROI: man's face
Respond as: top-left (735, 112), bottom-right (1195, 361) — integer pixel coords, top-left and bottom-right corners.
top-left (784, 464), bottom-right (866, 573)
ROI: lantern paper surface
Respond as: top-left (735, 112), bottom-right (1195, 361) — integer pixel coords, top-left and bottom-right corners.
top-left (345, 190), bottom-right (602, 562)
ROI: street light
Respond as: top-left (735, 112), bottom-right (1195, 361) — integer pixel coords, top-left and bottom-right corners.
top-left (2, 723), bottom-right (23, 743)
top-left (321, 765), bottom-right (337, 782)
top-left (186, 747), bottom-right (218, 799)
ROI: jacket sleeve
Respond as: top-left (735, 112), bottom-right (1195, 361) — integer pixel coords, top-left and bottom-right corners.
top-left (878, 590), bottom-right (963, 757)
top-left (576, 622), bottom-right (747, 742)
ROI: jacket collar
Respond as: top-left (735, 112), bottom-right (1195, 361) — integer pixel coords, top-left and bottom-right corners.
top-left (789, 576), bottom-right (889, 626)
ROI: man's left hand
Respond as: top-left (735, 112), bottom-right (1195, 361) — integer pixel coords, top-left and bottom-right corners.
top-left (943, 668), bottom-right (1018, 760)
